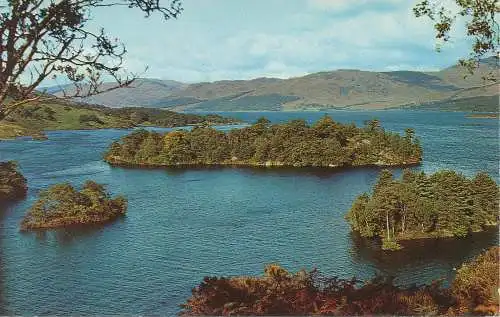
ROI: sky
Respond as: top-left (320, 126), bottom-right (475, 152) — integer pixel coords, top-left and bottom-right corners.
top-left (86, 0), bottom-right (471, 83)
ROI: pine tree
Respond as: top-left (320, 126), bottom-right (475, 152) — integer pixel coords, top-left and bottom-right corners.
top-left (471, 172), bottom-right (499, 226)
top-left (135, 134), bottom-right (161, 163)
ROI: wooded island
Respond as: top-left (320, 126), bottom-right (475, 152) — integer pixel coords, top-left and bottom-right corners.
top-left (346, 169), bottom-right (499, 250)
top-left (21, 181), bottom-right (127, 230)
top-left (104, 116), bottom-right (422, 169)
top-left (0, 161), bottom-right (27, 201)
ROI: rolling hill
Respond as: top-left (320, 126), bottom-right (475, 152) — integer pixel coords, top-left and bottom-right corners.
top-left (47, 57), bottom-right (499, 111)
top-left (45, 79), bottom-right (187, 108)
top-left (0, 100), bottom-right (238, 140)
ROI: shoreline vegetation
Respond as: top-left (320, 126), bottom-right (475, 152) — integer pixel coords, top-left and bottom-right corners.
top-left (103, 116), bottom-right (422, 169)
top-left (0, 161), bottom-right (28, 201)
top-left (465, 113), bottom-right (499, 119)
top-left (0, 100), bottom-right (239, 140)
top-left (181, 246), bottom-right (499, 316)
top-left (346, 169), bottom-right (499, 250)
top-left (20, 181), bottom-right (127, 231)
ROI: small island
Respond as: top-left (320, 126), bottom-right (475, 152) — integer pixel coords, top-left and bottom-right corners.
top-left (21, 180), bottom-right (127, 230)
top-left (0, 161), bottom-right (28, 201)
top-left (104, 116), bottom-right (422, 169)
top-left (346, 169), bottom-right (499, 250)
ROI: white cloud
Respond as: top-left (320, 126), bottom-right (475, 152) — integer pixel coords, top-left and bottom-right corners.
top-left (384, 64), bottom-right (441, 72)
top-left (309, 0), bottom-right (402, 11)
top-left (74, 0), bottom-right (471, 83)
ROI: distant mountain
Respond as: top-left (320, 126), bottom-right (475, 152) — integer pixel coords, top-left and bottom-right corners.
top-left (47, 78), bottom-right (187, 108)
top-left (428, 56), bottom-right (499, 89)
top-left (47, 58), bottom-right (499, 111)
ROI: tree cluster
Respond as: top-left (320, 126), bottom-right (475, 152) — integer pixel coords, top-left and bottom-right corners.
top-left (0, 161), bottom-right (27, 201)
top-left (181, 246), bottom-right (499, 316)
top-left (104, 116), bottom-right (422, 168)
top-left (21, 180), bottom-right (127, 230)
top-left (79, 113), bottom-right (105, 125)
top-left (99, 106), bottom-right (238, 127)
top-left (346, 169), bottom-right (499, 250)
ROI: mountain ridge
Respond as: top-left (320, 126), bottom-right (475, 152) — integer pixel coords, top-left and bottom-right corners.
top-left (48, 57), bottom-right (499, 111)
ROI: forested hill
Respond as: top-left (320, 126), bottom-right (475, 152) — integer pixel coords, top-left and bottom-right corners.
top-left (0, 100), bottom-right (238, 140)
top-left (48, 57), bottom-right (499, 111)
top-left (346, 169), bottom-right (499, 250)
top-left (104, 116), bottom-right (422, 169)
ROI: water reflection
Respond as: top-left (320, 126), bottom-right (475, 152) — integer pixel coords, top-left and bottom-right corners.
top-left (19, 217), bottom-right (126, 246)
top-left (116, 164), bottom-right (409, 179)
top-left (349, 228), bottom-right (499, 285)
top-left (0, 202), bottom-right (16, 314)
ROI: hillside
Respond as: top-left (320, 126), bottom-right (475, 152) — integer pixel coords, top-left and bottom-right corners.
top-left (47, 79), bottom-right (187, 108)
top-left (0, 100), bottom-right (238, 140)
top-left (48, 58), bottom-right (499, 111)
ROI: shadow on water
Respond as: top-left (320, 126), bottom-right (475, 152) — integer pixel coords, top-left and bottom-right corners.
top-left (349, 227), bottom-right (499, 284)
top-left (114, 163), bottom-right (416, 179)
top-left (19, 217), bottom-right (126, 246)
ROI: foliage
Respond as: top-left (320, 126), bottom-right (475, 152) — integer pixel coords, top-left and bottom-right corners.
top-left (0, 0), bottom-right (182, 120)
top-left (346, 169), bottom-right (499, 249)
top-left (180, 264), bottom-right (453, 315)
top-left (413, 0), bottom-right (499, 78)
top-left (382, 238), bottom-right (402, 251)
top-left (97, 106), bottom-right (238, 127)
top-left (20, 180), bottom-right (127, 230)
top-left (79, 114), bottom-right (105, 125)
top-left (182, 247), bottom-right (499, 315)
top-left (451, 246), bottom-right (500, 315)
top-left (104, 115), bottom-right (422, 168)
top-left (0, 121), bottom-right (32, 139)
top-left (0, 161), bottom-right (27, 201)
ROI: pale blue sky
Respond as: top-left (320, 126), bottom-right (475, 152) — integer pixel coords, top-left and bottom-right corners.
top-left (88, 0), bottom-right (470, 82)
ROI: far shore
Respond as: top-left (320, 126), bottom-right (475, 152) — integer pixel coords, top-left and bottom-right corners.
top-left (465, 113), bottom-right (499, 119)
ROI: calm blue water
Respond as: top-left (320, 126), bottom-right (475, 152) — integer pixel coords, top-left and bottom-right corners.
top-left (0, 110), bottom-right (498, 315)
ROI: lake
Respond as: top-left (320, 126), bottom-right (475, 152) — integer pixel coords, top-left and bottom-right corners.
top-left (0, 110), bottom-right (498, 315)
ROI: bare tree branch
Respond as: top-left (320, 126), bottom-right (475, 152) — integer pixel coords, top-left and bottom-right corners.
top-left (0, 0), bottom-right (183, 121)
top-left (414, 0), bottom-right (499, 80)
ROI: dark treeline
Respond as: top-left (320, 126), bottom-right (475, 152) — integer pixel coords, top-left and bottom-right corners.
top-left (0, 161), bottom-right (27, 201)
top-left (346, 169), bottom-right (499, 250)
top-left (104, 116), bottom-right (422, 168)
top-left (75, 103), bottom-right (238, 127)
top-left (181, 246), bottom-right (499, 316)
top-left (21, 180), bottom-right (127, 230)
